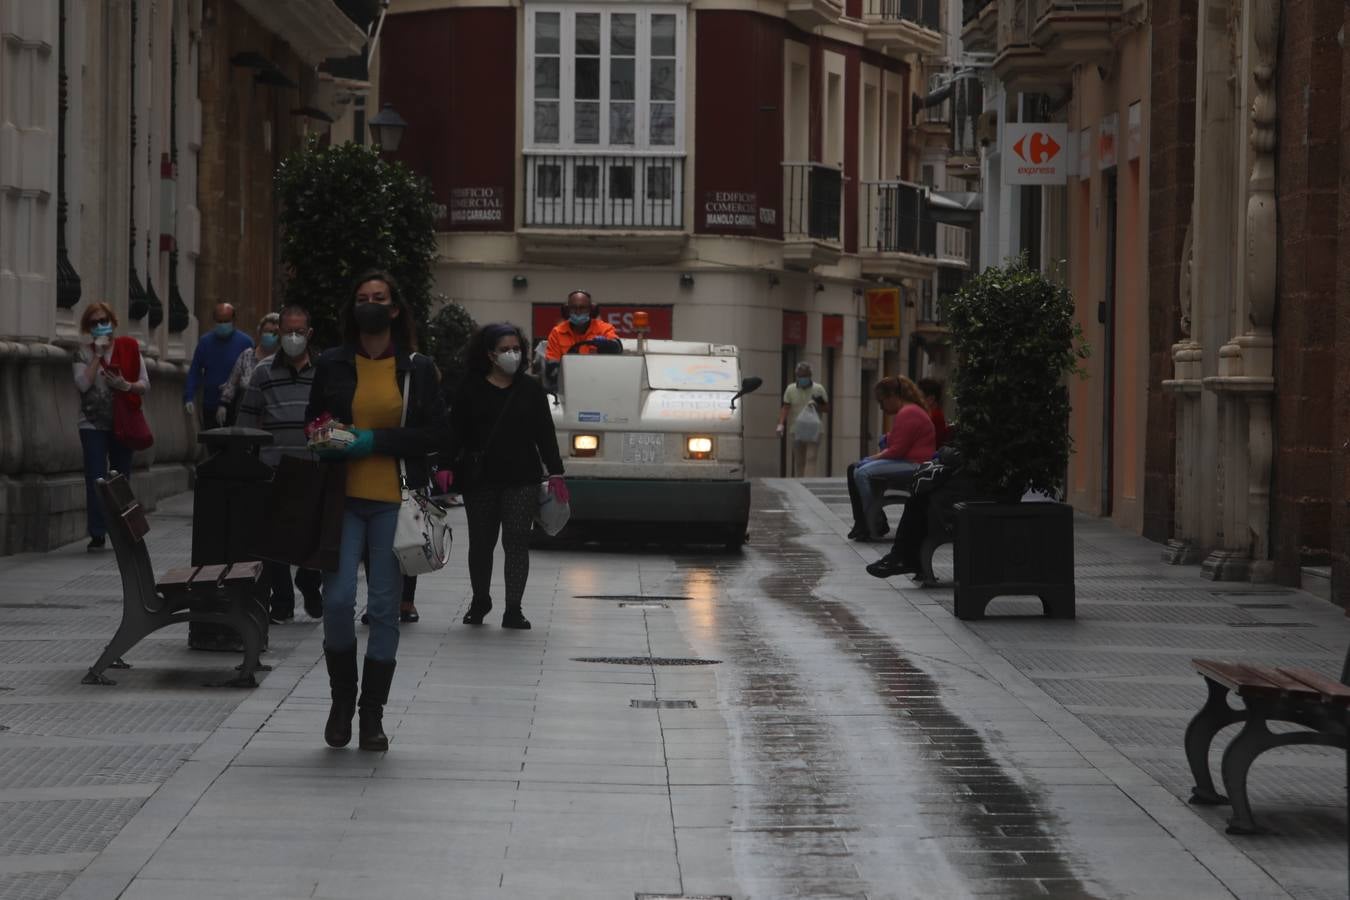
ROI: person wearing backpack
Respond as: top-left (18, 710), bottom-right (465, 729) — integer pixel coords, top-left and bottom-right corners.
top-left (776, 362), bottom-right (829, 477)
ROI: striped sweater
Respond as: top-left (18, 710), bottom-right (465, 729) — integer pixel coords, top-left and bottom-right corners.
top-left (236, 354), bottom-right (316, 467)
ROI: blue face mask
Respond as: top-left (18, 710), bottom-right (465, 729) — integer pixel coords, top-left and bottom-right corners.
top-left (214, 322), bottom-right (235, 339)
top-left (796, 377), bottom-right (812, 389)
top-left (259, 333), bottom-right (279, 351)
top-left (91, 323), bottom-right (114, 338)
top-left (568, 312), bottom-right (591, 329)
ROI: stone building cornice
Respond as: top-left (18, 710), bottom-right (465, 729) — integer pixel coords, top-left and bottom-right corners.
top-left (235, 0), bottom-right (367, 66)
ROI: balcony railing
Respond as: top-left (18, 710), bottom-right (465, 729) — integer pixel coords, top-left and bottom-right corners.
top-left (865, 0), bottom-right (941, 30)
top-left (861, 180), bottom-right (936, 256)
top-left (938, 222), bottom-right (971, 266)
top-left (783, 163), bottom-right (842, 243)
top-left (523, 152), bottom-right (684, 229)
top-left (962, 0), bottom-right (993, 25)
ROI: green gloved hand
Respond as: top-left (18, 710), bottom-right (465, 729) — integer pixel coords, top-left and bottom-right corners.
top-left (345, 428), bottom-right (375, 459)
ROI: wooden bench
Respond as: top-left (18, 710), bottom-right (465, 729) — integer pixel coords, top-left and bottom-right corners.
top-left (81, 473), bottom-right (270, 688)
top-left (1185, 654), bottom-right (1350, 834)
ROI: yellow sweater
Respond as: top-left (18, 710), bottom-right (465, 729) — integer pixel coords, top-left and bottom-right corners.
top-left (346, 356), bottom-right (402, 503)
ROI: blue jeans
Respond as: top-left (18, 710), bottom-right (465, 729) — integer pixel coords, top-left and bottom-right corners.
top-left (79, 429), bottom-right (134, 538)
top-left (851, 458), bottom-right (920, 535)
top-left (323, 498), bottom-right (401, 661)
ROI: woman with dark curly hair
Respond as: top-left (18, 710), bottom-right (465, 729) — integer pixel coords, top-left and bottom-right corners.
top-left (448, 323), bottom-right (567, 630)
top-left (306, 270), bottom-right (448, 752)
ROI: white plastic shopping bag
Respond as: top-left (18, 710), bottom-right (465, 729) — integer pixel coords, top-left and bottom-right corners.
top-left (535, 481), bottom-right (572, 536)
top-left (792, 402), bottom-right (823, 443)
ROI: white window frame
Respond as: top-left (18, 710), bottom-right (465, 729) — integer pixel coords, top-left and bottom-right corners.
top-left (525, 4), bottom-right (687, 153)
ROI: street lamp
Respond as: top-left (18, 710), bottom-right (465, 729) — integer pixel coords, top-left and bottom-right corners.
top-left (368, 102), bottom-right (407, 152)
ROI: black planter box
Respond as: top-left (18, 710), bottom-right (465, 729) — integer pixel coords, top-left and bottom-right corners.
top-left (952, 501), bottom-right (1075, 620)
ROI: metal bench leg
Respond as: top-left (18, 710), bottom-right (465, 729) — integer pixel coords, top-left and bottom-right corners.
top-left (1218, 702), bottom-right (1343, 835)
top-left (1185, 678), bottom-right (1243, 805)
top-left (82, 617), bottom-right (159, 685)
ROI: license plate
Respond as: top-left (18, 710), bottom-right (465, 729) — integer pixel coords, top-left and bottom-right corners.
top-left (622, 433), bottom-right (665, 465)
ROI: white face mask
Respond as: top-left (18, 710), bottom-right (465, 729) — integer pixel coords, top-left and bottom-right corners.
top-left (281, 333), bottom-right (308, 358)
top-left (495, 349), bottom-right (522, 375)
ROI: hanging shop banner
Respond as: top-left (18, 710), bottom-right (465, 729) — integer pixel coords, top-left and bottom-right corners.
top-left (821, 314), bottom-right (844, 349)
top-left (1002, 122), bottom-right (1068, 186)
top-left (865, 287), bottom-right (901, 339)
top-left (1127, 102), bottom-right (1142, 161)
top-left (782, 311), bottom-right (807, 347)
top-left (1098, 113), bottom-right (1119, 171)
top-left (531, 304), bottom-right (673, 343)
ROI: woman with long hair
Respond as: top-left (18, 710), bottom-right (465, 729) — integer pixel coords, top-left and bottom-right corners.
top-left (449, 323), bottom-right (567, 630)
top-left (73, 303), bottom-right (150, 551)
top-left (217, 312), bottom-right (281, 425)
top-left (846, 375), bottom-right (936, 541)
top-left (306, 270), bottom-right (448, 751)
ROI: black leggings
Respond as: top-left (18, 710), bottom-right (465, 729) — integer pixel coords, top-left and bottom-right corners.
top-left (890, 494), bottom-right (931, 565)
top-left (464, 483), bottom-right (536, 610)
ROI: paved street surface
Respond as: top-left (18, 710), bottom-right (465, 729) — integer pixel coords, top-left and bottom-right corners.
top-left (0, 482), bottom-right (1345, 899)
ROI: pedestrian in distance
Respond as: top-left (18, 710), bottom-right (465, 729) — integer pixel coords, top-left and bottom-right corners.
top-left (846, 376), bottom-right (935, 541)
top-left (918, 377), bottom-right (952, 448)
top-left (776, 362), bottom-right (830, 477)
top-left (184, 301), bottom-right (253, 429)
top-left (73, 303), bottom-right (150, 552)
top-left (306, 270), bottom-right (449, 752)
top-left (236, 305), bottom-right (324, 622)
top-left (218, 311), bottom-right (281, 426)
top-left (450, 323), bottom-right (568, 630)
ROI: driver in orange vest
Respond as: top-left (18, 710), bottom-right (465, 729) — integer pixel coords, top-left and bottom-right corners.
top-left (545, 290), bottom-right (620, 361)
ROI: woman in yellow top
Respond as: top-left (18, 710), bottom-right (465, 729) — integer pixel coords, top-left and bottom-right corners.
top-left (305, 270), bottom-right (448, 752)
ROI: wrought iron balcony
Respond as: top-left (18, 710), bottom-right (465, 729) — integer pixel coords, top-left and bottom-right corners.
top-left (783, 163), bottom-right (842, 244)
top-left (973, 0), bottom-right (1125, 88)
top-left (865, 0), bottom-right (941, 31)
top-left (861, 181), bottom-right (935, 256)
top-left (523, 152), bottom-right (685, 229)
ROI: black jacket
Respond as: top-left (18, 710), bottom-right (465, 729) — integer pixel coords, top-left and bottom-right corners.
top-left (447, 373), bottom-right (564, 486)
top-left (306, 344), bottom-right (449, 489)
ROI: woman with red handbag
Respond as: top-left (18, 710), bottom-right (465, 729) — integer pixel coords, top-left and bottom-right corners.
top-left (73, 303), bottom-right (152, 551)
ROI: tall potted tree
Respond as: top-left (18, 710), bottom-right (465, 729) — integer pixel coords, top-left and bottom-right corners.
top-left (939, 256), bottom-right (1089, 619)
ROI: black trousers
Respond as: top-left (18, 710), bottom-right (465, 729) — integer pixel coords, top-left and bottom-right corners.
top-left (265, 560), bottom-right (322, 616)
top-left (889, 494), bottom-right (931, 565)
top-left (464, 483), bottom-right (536, 611)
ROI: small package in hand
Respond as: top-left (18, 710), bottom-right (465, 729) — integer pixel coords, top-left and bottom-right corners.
top-left (306, 414), bottom-right (356, 451)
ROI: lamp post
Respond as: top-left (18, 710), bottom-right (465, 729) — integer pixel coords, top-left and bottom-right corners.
top-left (368, 103), bottom-right (408, 152)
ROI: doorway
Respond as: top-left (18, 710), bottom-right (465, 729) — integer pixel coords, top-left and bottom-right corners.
top-left (1100, 172), bottom-right (1118, 517)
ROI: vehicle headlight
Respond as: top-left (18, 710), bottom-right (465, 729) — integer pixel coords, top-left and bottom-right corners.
top-left (686, 436), bottom-right (713, 459)
top-left (572, 434), bottom-right (599, 457)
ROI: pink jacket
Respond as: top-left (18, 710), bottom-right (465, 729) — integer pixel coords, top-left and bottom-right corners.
top-left (879, 404), bottom-right (936, 463)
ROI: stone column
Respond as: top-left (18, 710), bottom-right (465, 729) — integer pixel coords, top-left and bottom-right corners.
top-left (1162, 223), bottom-right (1203, 563)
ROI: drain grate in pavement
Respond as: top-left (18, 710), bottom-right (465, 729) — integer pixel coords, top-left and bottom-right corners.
top-left (1233, 603), bottom-right (1294, 610)
top-left (630, 699), bottom-right (697, 709)
top-left (636, 895), bottom-right (732, 900)
top-left (0, 603), bottom-right (88, 610)
top-left (1211, 589), bottom-right (1295, 597)
top-left (619, 602), bottom-right (669, 609)
top-left (576, 594), bottom-right (690, 601)
top-left (573, 656), bottom-right (721, 666)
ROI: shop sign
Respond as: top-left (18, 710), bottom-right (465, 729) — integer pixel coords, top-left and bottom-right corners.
top-left (1002, 123), bottom-right (1067, 185)
top-left (865, 287), bottom-right (901, 339)
top-left (782, 311), bottom-right (807, 346)
top-left (1098, 113), bottom-right (1118, 171)
top-left (1078, 128), bottom-right (1092, 179)
top-left (1127, 102), bottom-right (1142, 161)
top-left (703, 191), bottom-right (757, 230)
top-left (821, 314), bottom-right (844, 349)
top-left (531, 304), bottom-right (673, 342)
top-left (449, 186), bottom-right (504, 225)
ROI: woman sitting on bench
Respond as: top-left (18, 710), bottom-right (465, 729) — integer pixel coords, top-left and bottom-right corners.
top-left (846, 376), bottom-right (935, 541)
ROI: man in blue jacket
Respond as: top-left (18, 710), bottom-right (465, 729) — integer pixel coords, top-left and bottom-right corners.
top-left (184, 302), bottom-right (253, 429)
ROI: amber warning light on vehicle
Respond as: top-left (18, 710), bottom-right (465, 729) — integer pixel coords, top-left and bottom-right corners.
top-left (633, 310), bottom-right (650, 333)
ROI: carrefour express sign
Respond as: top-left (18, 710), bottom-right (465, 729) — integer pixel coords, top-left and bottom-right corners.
top-left (1002, 123), bottom-right (1068, 186)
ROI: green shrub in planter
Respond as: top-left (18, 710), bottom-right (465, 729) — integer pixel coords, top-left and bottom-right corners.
top-left (423, 299), bottom-right (478, 400)
top-left (275, 138), bottom-right (438, 352)
top-left (939, 256), bottom-right (1089, 501)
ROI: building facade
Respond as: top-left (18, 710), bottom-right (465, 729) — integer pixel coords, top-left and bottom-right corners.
top-left (0, 0), bottom-right (365, 554)
top-left (375, 0), bottom-right (971, 477)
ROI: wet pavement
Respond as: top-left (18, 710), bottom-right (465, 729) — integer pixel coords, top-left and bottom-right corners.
top-left (0, 481), bottom-right (1343, 898)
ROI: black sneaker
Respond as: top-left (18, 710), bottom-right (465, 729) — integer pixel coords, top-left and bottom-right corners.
top-left (302, 589), bottom-right (323, 620)
top-left (501, 610), bottom-right (531, 630)
top-left (866, 556), bottom-right (916, 579)
top-left (87, 536), bottom-right (106, 552)
top-left (462, 597), bottom-right (492, 625)
top-left (269, 613), bottom-right (295, 625)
